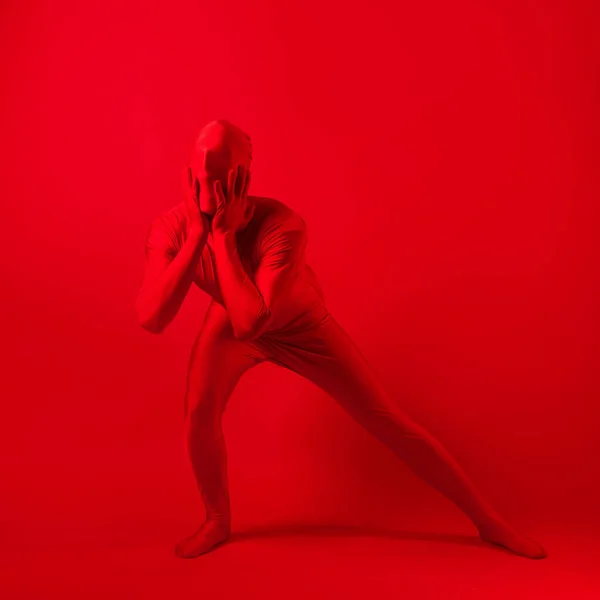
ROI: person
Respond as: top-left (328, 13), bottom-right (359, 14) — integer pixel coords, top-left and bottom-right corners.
top-left (135, 119), bottom-right (547, 560)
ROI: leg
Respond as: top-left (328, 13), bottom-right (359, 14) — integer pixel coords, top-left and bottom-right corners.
top-left (176, 301), bottom-right (267, 558)
top-left (261, 313), bottom-right (546, 558)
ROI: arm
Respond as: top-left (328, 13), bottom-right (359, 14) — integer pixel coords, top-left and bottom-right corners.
top-left (135, 171), bottom-right (210, 333)
top-left (135, 224), bottom-right (207, 334)
top-left (212, 219), bottom-right (306, 340)
top-left (210, 164), bottom-right (306, 341)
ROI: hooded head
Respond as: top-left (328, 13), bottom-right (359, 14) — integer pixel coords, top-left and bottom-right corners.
top-left (189, 119), bottom-right (253, 215)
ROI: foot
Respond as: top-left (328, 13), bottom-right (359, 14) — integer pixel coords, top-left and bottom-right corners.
top-left (175, 519), bottom-right (231, 559)
top-left (478, 517), bottom-right (547, 559)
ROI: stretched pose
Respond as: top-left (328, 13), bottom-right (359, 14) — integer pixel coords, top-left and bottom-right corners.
top-left (135, 119), bottom-right (547, 560)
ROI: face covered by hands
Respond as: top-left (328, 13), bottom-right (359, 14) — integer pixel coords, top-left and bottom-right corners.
top-left (212, 164), bottom-right (254, 236)
top-left (187, 119), bottom-right (254, 235)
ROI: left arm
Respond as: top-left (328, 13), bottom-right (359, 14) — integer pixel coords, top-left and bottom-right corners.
top-left (212, 218), bottom-right (306, 341)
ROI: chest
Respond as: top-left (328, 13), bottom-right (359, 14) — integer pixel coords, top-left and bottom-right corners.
top-left (193, 236), bottom-right (260, 292)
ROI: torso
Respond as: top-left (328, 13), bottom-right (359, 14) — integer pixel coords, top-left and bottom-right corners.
top-left (158, 195), bottom-right (328, 333)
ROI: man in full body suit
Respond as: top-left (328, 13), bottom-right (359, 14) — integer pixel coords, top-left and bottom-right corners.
top-left (135, 119), bottom-right (547, 560)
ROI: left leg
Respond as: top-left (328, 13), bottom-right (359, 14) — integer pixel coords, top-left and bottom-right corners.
top-left (177, 300), bottom-right (268, 558)
top-left (260, 312), bottom-right (546, 559)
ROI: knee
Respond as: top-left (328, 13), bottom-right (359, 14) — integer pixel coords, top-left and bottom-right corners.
top-left (366, 402), bottom-right (426, 440)
top-left (184, 388), bottom-right (222, 430)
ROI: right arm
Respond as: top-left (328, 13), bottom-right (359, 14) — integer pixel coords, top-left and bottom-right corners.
top-left (135, 171), bottom-right (209, 334)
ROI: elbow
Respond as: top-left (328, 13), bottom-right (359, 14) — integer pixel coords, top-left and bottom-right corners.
top-left (135, 299), bottom-right (165, 335)
top-left (140, 318), bottom-right (164, 335)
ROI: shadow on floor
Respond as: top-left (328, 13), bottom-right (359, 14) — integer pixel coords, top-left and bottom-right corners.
top-left (230, 522), bottom-right (484, 550)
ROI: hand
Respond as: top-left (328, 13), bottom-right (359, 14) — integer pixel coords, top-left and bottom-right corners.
top-left (185, 167), bottom-right (210, 241)
top-left (212, 165), bottom-right (254, 236)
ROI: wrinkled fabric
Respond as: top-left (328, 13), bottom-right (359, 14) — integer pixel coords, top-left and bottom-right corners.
top-left (144, 196), bottom-right (328, 333)
top-left (144, 195), bottom-right (501, 545)
top-left (182, 300), bottom-right (500, 537)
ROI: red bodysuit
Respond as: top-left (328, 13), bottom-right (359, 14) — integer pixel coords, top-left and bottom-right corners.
top-left (142, 195), bottom-right (521, 558)
top-left (144, 195), bottom-right (329, 334)
top-left (142, 119), bottom-right (546, 560)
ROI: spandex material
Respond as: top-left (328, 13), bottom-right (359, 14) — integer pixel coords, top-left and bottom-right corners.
top-left (144, 196), bottom-right (329, 333)
top-left (143, 194), bottom-right (546, 560)
top-left (145, 198), bottom-right (500, 532)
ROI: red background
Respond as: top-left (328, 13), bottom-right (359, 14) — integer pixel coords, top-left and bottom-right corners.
top-left (1, 0), bottom-right (599, 596)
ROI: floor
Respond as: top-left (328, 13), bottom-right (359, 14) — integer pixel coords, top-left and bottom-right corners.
top-left (1, 517), bottom-right (598, 599)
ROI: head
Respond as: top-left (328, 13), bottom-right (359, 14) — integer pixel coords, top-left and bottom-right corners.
top-left (188, 119), bottom-right (253, 215)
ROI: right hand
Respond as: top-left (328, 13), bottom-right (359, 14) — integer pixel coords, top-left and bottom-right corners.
top-left (185, 167), bottom-right (210, 241)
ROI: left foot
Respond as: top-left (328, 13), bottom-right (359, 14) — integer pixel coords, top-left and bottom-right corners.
top-left (174, 519), bottom-right (231, 559)
top-left (478, 517), bottom-right (547, 559)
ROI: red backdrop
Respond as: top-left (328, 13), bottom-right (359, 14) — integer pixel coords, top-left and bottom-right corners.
top-left (2, 0), bottom-right (599, 546)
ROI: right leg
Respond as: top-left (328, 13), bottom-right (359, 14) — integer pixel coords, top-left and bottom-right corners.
top-left (260, 313), bottom-right (546, 558)
top-left (176, 301), bottom-right (267, 558)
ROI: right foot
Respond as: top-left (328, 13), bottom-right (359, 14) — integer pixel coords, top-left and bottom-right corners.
top-left (175, 519), bottom-right (231, 559)
top-left (478, 517), bottom-right (547, 559)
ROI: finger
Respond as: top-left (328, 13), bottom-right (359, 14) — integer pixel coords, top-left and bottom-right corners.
top-left (184, 176), bottom-right (195, 212)
top-left (242, 168), bottom-right (251, 199)
top-left (184, 192), bottom-right (196, 220)
top-left (227, 168), bottom-right (237, 202)
top-left (237, 165), bottom-right (248, 199)
top-left (214, 180), bottom-right (226, 210)
top-left (236, 164), bottom-right (245, 197)
top-left (194, 178), bottom-right (200, 204)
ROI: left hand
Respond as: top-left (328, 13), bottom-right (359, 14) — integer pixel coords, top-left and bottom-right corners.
top-left (212, 165), bottom-right (255, 235)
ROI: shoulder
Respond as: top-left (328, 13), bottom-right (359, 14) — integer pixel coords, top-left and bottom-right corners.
top-left (250, 196), bottom-right (307, 259)
top-left (251, 195), bottom-right (307, 238)
top-left (146, 203), bottom-right (187, 252)
top-left (150, 202), bottom-right (187, 232)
